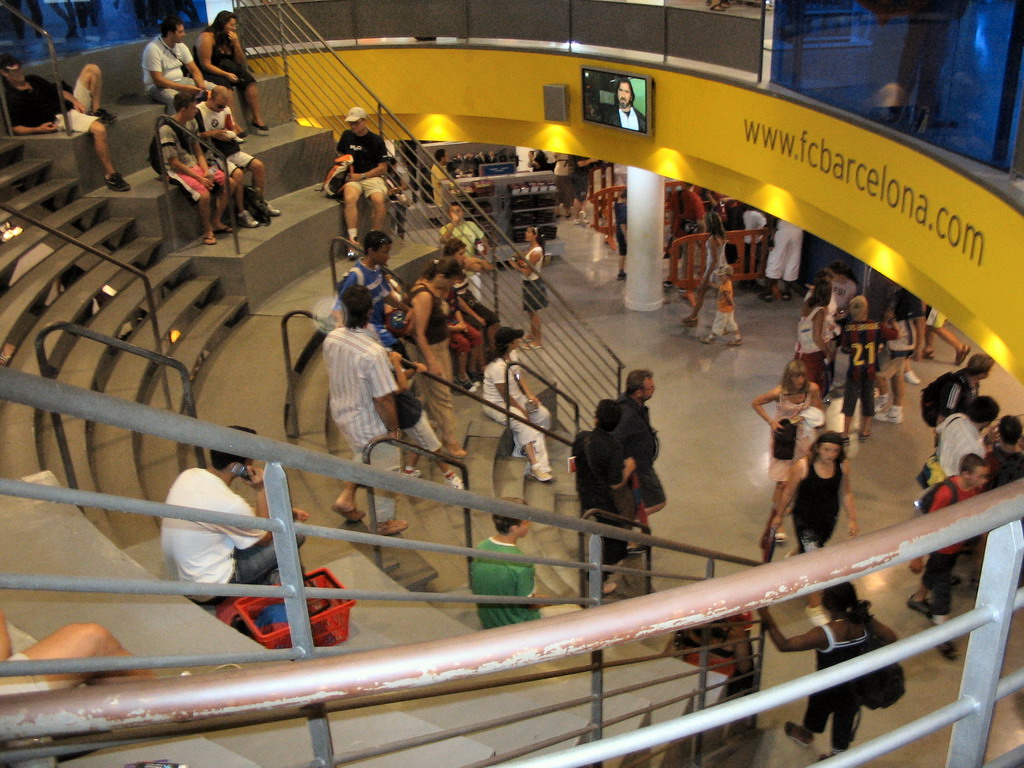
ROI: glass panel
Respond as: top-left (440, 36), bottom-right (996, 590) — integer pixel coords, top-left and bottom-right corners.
top-left (771, 0), bottom-right (1024, 169)
top-left (1, 0), bottom-right (208, 63)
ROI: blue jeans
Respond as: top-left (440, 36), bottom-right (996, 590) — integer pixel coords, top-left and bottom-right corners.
top-left (231, 534), bottom-right (306, 585)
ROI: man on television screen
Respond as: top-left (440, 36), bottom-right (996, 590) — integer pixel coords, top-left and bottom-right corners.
top-left (602, 77), bottom-right (646, 133)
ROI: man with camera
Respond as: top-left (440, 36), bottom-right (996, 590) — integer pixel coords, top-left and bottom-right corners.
top-left (162, 426), bottom-right (308, 587)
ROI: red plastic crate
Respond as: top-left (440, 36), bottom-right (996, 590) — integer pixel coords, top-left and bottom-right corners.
top-left (235, 568), bottom-right (356, 649)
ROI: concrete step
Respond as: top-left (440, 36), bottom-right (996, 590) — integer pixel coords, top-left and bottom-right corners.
top-left (0, 137), bottom-right (23, 167)
top-left (211, 707), bottom-right (494, 768)
top-left (33, 276), bottom-right (217, 514)
top-left (63, 735), bottom-right (262, 768)
top-left (86, 290), bottom-right (245, 514)
top-left (0, 157), bottom-right (49, 193)
top-left (135, 295), bottom-right (250, 503)
top-left (0, 195), bottom-right (109, 282)
top-left (0, 471), bottom-right (262, 663)
top-left (0, 216), bottom-right (138, 353)
top-left (74, 278), bottom-right (221, 542)
top-left (0, 177), bottom-right (78, 226)
top-left (89, 123), bottom-right (335, 251)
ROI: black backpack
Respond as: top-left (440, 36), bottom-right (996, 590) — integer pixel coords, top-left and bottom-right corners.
top-left (920, 371), bottom-right (967, 427)
top-left (243, 185), bottom-right (272, 226)
top-left (854, 625), bottom-right (905, 710)
top-left (913, 477), bottom-right (958, 514)
top-left (992, 451), bottom-right (1024, 489)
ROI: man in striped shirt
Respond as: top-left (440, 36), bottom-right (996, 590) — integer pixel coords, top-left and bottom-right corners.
top-left (324, 285), bottom-right (408, 536)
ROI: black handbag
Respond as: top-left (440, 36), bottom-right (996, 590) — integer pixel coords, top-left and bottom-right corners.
top-left (395, 391), bottom-right (423, 430)
top-left (772, 419), bottom-right (798, 460)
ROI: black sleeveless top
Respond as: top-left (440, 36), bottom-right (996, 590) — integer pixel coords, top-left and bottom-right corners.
top-left (792, 460), bottom-right (842, 537)
top-left (410, 283), bottom-right (449, 345)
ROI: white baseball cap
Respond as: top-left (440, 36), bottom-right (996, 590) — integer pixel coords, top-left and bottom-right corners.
top-left (345, 107), bottom-right (368, 123)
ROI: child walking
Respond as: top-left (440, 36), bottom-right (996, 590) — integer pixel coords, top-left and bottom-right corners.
top-left (701, 251), bottom-right (742, 346)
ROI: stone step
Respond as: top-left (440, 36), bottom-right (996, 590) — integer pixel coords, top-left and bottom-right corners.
top-left (135, 294), bottom-right (250, 502)
top-left (0, 195), bottom-right (109, 282)
top-left (0, 157), bottom-right (49, 193)
top-left (0, 137), bottom-right (23, 167)
top-left (0, 217), bottom-right (137, 352)
top-left (33, 277), bottom-right (218, 533)
top-left (0, 177), bottom-right (78, 226)
top-left (9, 259), bottom-right (130, 373)
top-left (63, 735), bottom-right (262, 768)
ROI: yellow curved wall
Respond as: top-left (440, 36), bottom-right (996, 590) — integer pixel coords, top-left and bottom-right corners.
top-left (297, 48), bottom-right (1024, 381)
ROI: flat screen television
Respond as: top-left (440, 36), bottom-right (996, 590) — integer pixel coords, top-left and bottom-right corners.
top-left (581, 67), bottom-right (653, 136)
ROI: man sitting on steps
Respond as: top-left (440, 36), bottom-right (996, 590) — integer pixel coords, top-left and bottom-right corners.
top-left (158, 91), bottom-right (238, 246)
top-left (162, 426), bottom-right (308, 588)
top-left (0, 53), bottom-right (129, 192)
top-left (196, 85), bottom-right (282, 228)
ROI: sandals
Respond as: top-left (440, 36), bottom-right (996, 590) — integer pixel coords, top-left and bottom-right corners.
top-left (213, 225), bottom-right (233, 234)
top-left (709, 1), bottom-right (729, 9)
top-left (202, 234), bottom-right (217, 246)
top-left (330, 502), bottom-right (366, 523)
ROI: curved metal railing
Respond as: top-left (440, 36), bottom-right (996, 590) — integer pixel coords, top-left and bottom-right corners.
top-left (234, 0), bottom-right (627, 416)
top-left (0, 368), bottom-right (1022, 768)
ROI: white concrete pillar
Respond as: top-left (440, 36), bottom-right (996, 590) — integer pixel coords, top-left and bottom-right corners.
top-left (624, 166), bottom-right (665, 312)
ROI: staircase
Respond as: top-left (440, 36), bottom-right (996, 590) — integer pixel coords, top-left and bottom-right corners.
top-left (233, 0), bottom-right (625, 418)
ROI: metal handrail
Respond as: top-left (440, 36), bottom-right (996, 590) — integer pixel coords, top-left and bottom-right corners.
top-left (0, 203), bottom-right (165, 361)
top-left (0, 0), bottom-right (71, 137)
top-left (280, 309), bottom-right (320, 438)
top-left (410, 357), bottom-right (573, 447)
top-left (152, 115), bottom-right (240, 255)
top-left (235, 0), bottom-right (626, 412)
top-left (1, 370), bottom-right (1023, 768)
top-left (33, 322), bottom-right (205, 489)
top-left (360, 434), bottom-right (469, 571)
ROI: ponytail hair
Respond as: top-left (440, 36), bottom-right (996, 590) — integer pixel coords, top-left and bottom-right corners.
top-left (822, 582), bottom-right (871, 625)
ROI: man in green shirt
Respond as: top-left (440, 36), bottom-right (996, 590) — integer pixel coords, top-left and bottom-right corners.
top-left (440, 202), bottom-right (489, 258)
top-left (471, 511), bottom-right (541, 629)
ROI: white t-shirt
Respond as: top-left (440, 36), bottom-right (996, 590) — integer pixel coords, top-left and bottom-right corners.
top-left (936, 414), bottom-right (984, 477)
top-left (162, 468), bottom-right (264, 584)
top-left (482, 356), bottom-right (527, 410)
top-left (142, 36), bottom-right (194, 89)
top-left (742, 209), bottom-right (767, 243)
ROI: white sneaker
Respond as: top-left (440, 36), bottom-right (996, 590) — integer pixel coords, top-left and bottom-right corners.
top-left (528, 465), bottom-right (553, 482)
top-left (879, 405), bottom-right (904, 424)
top-left (443, 471), bottom-right (464, 489)
top-left (238, 210), bottom-right (260, 228)
top-left (874, 394), bottom-right (891, 413)
top-left (265, 202), bottom-right (282, 217)
top-left (774, 530), bottom-right (788, 543)
top-left (904, 370), bottom-right (921, 385)
top-left (401, 468), bottom-right (422, 478)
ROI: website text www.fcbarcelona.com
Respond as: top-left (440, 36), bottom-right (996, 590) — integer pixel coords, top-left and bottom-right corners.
top-left (742, 119), bottom-right (984, 266)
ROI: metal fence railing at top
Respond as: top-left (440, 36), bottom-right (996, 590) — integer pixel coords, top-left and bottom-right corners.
top-left (231, 0), bottom-right (626, 418)
top-left (0, 368), bottom-right (764, 767)
top-left (1, 364), bottom-right (1024, 767)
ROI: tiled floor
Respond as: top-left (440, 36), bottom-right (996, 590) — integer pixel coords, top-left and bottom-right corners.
top-left (542, 213), bottom-right (1024, 765)
top-left (221, 203), bottom-right (1023, 764)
